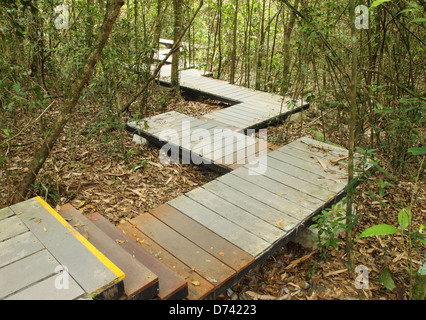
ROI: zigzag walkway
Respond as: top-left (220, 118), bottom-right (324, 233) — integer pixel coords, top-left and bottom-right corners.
top-left (118, 136), bottom-right (354, 299)
top-left (157, 66), bottom-right (310, 131)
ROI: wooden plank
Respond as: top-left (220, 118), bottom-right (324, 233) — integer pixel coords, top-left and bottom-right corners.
top-left (58, 204), bottom-right (159, 300)
top-left (229, 89), bottom-right (264, 100)
top-left (231, 168), bottom-right (324, 211)
top-left (182, 79), bottom-right (230, 91)
top-left (203, 113), bottom-right (254, 128)
top-left (118, 220), bottom-right (212, 300)
top-left (253, 164), bottom-right (338, 202)
top-left (168, 196), bottom-right (270, 257)
top-left (199, 117), bottom-right (241, 132)
top-left (210, 107), bottom-right (268, 122)
top-left (0, 249), bottom-right (61, 299)
top-left (0, 215), bottom-right (28, 242)
top-left (209, 106), bottom-right (263, 120)
top-left (213, 140), bottom-right (269, 167)
top-left (234, 101), bottom-right (279, 113)
top-left (265, 155), bottom-right (344, 193)
top-left (216, 173), bottom-right (311, 221)
top-left (189, 129), bottom-right (248, 159)
top-left (267, 148), bottom-right (339, 178)
top-left (0, 231), bottom-right (44, 268)
top-left (150, 204), bottom-right (254, 271)
top-left (274, 147), bottom-right (348, 176)
top-left (185, 187), bottom-right (285, 244)
top-left (5, 274), bottom-right (85, 300)
top-left (287, 140), bottom-right (348, 161)
top-left (227, 103), bottom-right (277, 117)
top-left (201, 180), bottom-right (300, 232)
top-left (224, 105), bottom-right (274, 118)
top-left (87, 211), bottom-right (188, 300)
top-left (203, 110), bottom-right (256, 126)
top-left (9, 198), bottom-right (123, 295)
top-left (0, 207), bottom-right (14, 221)
top-left (131, 213), bottom-right (236, 287)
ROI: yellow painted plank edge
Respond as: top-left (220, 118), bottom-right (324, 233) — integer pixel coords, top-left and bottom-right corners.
top-left (35, 197), bottom-right (125, 292)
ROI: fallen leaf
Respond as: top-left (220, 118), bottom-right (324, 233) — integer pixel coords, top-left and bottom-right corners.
top-left (192, 280), bottom-right (200, 286)
top-left (317, 158), bottom-right (328, 171)
top-left (324, 269), bottom-right (348, 277)
top-left (276, 219), bottom-right (284, 229)
top-left (218, 252), bottom-right (225, 257)
top-left (43, 227), bottom-right (47, 232)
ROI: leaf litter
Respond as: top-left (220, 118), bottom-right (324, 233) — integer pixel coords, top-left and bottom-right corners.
top-left (0, 90), bottom-right (424, 301)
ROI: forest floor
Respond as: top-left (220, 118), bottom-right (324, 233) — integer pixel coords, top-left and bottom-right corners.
top-left (0, 86), bottom-right (424, 300)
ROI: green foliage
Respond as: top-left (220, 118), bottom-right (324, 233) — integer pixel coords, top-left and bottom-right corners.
top-left (309, 203), bottom-right (349, 260)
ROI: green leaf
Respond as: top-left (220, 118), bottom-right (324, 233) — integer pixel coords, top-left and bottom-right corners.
top-left (357, 224), bottom-right (399, 240)
top-left (398, 208), bottom-right (412, 230)
top-left (2, 128), bottom-right (10, 136)
top-left (408, 147), bottom-right (426, 155)
top-left (370, 0), bottom-right (391, 8)
top-left (380, 266), bottom-right (396, 291)
top-left (144, 120), bottom-right (149, 130)
top-left (410, 17), bottom-right (426, 23)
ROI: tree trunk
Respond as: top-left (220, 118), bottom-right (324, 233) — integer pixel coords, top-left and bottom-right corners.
top-left (171, 0), bottom-right (184, 94)
top-left (255, 0), bottom-right (266, 90)
top-left (229, 0), bottom-right (238, 84)
top-left (12, 0), bottom-right (125, 204)
top-left (345, 0), bottom-right (359, 270)
top-left (282, 0), bottom-right (299, 93)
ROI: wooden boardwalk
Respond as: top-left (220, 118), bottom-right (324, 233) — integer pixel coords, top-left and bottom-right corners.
top-left (157, 67), bottom-right (309, 131)
top-left (118, 136), bottom-right (355, 299)
top-left (0, 197), bottom-right (125, 300)
top-left (127, 111), bottom-right (273, 172)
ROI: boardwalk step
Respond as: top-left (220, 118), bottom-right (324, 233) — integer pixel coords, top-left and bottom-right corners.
top-left (118, 204), bottom-right (255, 300)
top-left (58, 204), bottom-right (159, 300)
top-left (85, 211), bottom-right (188, 300)
top-left (2, 197), bottom-right (124, 300)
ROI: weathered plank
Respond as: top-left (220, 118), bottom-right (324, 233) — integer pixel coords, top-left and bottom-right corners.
top-left (130, 213), bottom-right (236, 287)
top-left (5, 273), bottom-right (85, 300)
top-left (0, 231), bottom-right (44, 268)
top-left (230, 168), bottom-right (324, 211)
top-left (9, 197), bottom-right (124, 296)
top-left (0, 215), bottom-right (28, 242)
top-left (85, 211), bottom-right (188, 300)
top-left (58, 204), bottom-right (159, 300)
top-left (168, 196), bottom-right (270, 257)
top-left (0, 249), bottom-right (62, 299)
top-left (0, 207), bottom-right (14, 221)
top-left (118, 221), bottom-right (213, 300)
top-left (185, 187), bottom-right (286, 244)
top-left (216, 173), bottom-right (311, 221)
top-left (201, 180), bottom-right (300, 232)
top-left (150, 204), bottom-right (254, 271)
top-left (265, 155), bottom-right (344, 193)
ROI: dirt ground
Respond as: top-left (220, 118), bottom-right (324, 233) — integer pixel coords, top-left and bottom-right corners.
top-left (0, 87), bottom-right (424, 300)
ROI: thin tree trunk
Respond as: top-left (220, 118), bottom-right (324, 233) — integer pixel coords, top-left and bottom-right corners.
top-left (171, 0), bottom-right (184, 94)
top-left (12, 0), bottom-right (125, 203)
top-left (230, 0), bottom-right (239, 84)
top-left (255, 0), bottom-right (266, 90)
top-left (282, 0), bottom-right (299, 93)
top-left (346, 0), bottom-right (358, 270)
